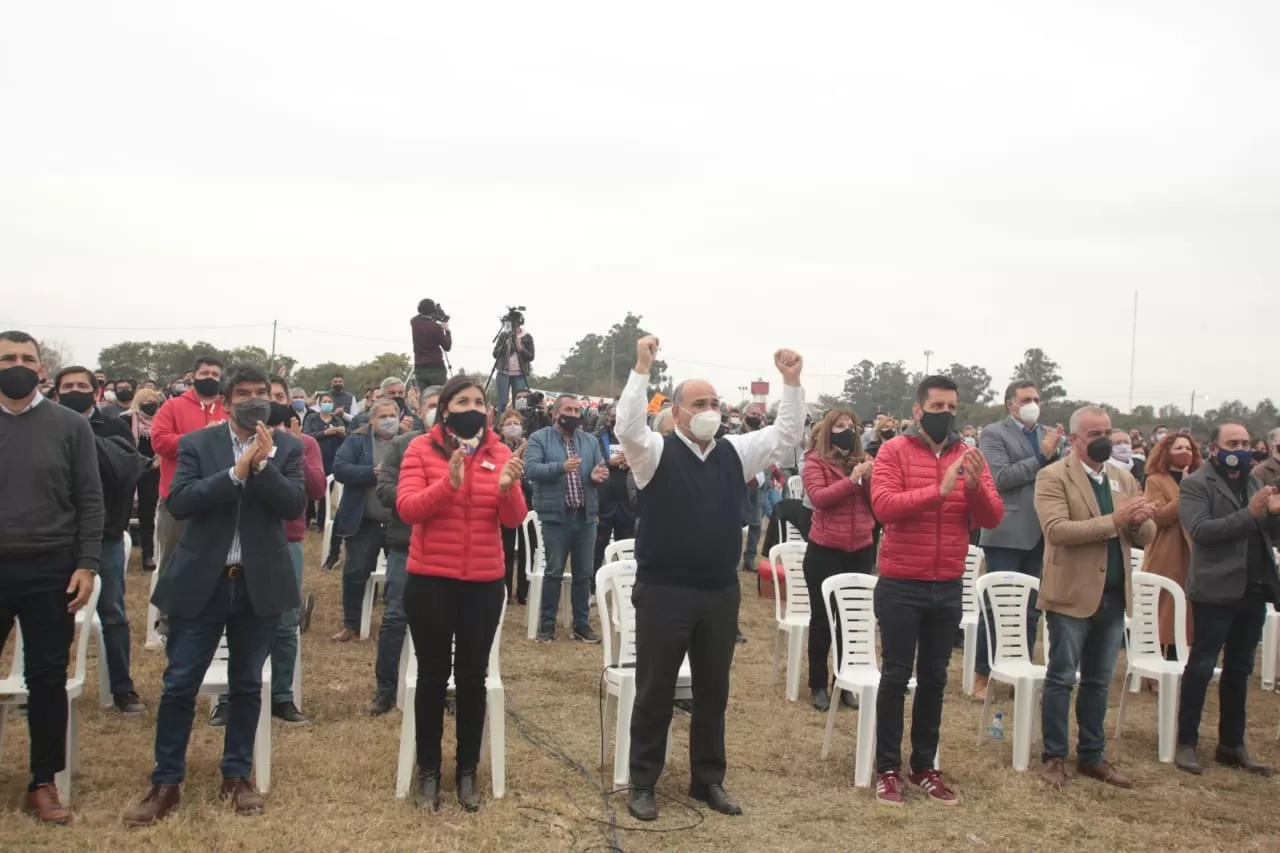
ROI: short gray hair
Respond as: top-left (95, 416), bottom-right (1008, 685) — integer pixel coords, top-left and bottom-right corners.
top-left (672, 380), bottom-right (689, 406)
top-left (369, 398), bottom-right (400, 418)
top-left (289, 386), bottom-right (306, 397)
top-left (553, 393), bottom-right (578, 411)
top-left (1267, 427), bottom-right (1280, 450)
top-left (420, 384), bottom-right (443, 401)
top-left (380, 376), bottom-right (405, 391)
top-left (1068, 405), bottom-right (1109, 435)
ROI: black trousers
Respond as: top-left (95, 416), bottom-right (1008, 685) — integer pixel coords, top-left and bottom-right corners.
top-left (135, 469), bottom-right (160, 562)
top-left (1177, 587), bottom-right (1268, 748)
top-left (404, 574), bottom-right (505, 772)
top-left (629, 580), bottom-right (740, 789)
top-left (414, 364), bottom-right (449, 390)
top-left (501, 526), bottom-right (531, 604)
top-left (0, 551), bottom-right (76, 786)
top-left (802, 542), bottom-right (875, 691)
top-left (874, 577), bottom-right (962, 774)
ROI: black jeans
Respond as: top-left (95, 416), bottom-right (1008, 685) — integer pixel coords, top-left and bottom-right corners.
top-left (874, 577), bottom-right (963, 774)
top-left (0, 551), bottom-right (76, 786)
top-left (803, 542), bottom-right (874, 691)
top-left (404, 574), bottom-right (505, 772)
top-left (135, 469), bottom-right (160, 562)
top-left (501, 525), bottom-right (531, 604)
top-left (414, 364), bottom-right (449, 391)
top-left (1177, 588), bottom-right (1268, 748)
top-left (629, 581), bottom-right (740, 789)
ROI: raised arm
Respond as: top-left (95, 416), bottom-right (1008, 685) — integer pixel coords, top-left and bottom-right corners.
top-left (616, 336), bottom-right (667, 489)
top-left (725, 348), bottom-right (806, 480)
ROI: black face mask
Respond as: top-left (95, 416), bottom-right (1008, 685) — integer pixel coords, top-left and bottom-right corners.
top-left (232, 398), bottom-right (271, 430)
top-left (745, 415), bottom-right (762, 430)
top-left (558, 414), bottom-right (582, 433)
top-left (139, 402), bottom-right (159, 416)
top-left (1252, 450), bottom-right (1269, 463)
top-left (116, 388), bottom-right (135, 404)
top-left (830, 429), bottom-right (856, 452)
top-left (0, 365), bottom-right (40, 400)
top-left (193, 377), bottom-right (221, 398)
top-left (879, 429), bottom-right (896, 439)
top-left (919, 411), bottom-right (954, 444)
top-left (58, 390), bottom-right (96, 414)
top-left (331, 384), bottom-right (345, 394)
top-left (1086, 437), bottom-right (1113, 463)
top-left (266, 401), bottom-right (294, 428)
top-left (446, 409), bottom-right (486, 439)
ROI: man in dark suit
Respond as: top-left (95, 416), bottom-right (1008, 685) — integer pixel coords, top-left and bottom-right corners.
top-left (123, 365), bottom-right (306, 827)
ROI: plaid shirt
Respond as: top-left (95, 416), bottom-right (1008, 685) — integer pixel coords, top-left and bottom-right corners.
top-left (561, 431), bottom-right (585, 510)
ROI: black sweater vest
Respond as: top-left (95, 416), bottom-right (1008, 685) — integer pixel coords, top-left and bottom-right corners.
top-left (635, 434), bottom-right (747, 590)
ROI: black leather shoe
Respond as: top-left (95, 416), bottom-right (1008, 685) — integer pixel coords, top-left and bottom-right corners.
top-left (811, 688), bottom-right (830, 712)
top-left (208, 702), bottom-right (228, 728)
top-left (1216, 744), bottom-right (1272, 777)
top-left (1175, 744), bottom-right (1202, 775)
top-left (689, 783), bottom-right (742, 816)
top-left (271, 701), bottom-right (311, 726)
top-left (415, 768), bottom-right (441, 811)
top-left (628, 788), bottom-right (658, 822)
top-left (368, 691), bottom-right (396, 716)
top-left (840, 691), bottom-right (859, 709)
top-left (457, 768), bottom-right (481, 812)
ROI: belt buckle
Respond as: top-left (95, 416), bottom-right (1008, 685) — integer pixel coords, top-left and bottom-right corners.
top-left (227, 564), bottom-right (242, 579)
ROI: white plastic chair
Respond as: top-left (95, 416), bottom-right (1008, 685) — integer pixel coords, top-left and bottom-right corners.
top-left (84, 531), bottom-right (131, 706)
top-left (786, 475), bottom-right (804, 500)
top-left (595, 560), bottom-right (691, 788)
top-left (199, 633), bottom-right (273, 792)
top-left (522, 511), bottom-right (571, 639)
top-left (395, 597), bottom-right (507, 799)
top-left (1115, 573), bottom-right (1187, 762)
top-left (319, 474), bottom-right (344, 570)
top-left (603, 538), bottom-right (635, 564)
top-left (818, 572), bottom-right (932, 787)
top-left (145, 506), bottom-right (164, 649)
top-left (960, 545), bottom-right (982, 696)
top-left (769, 542), bottom-right (810, 702)
top-left (0, 575), bottom-right (102, 803)
top-left (1260, 547), bottom-right (1280, 690)
top-left (975, 571), bottom-right (1046, 772)
top-left (360, 550), bottom-right (389, 640)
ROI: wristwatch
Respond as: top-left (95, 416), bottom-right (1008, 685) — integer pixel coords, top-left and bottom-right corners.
top-left (254, 458), bottom-right (269, 474)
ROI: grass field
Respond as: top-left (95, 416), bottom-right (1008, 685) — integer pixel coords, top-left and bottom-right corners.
top-left (3, 534), bottom-right (1279, 853)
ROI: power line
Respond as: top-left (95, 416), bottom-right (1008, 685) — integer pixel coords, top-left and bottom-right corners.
top-left (3, 321), bottom-right (272, 332)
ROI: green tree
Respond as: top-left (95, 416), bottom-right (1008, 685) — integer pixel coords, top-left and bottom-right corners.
top-left (842, 360), bottom-right (913, 419)
top-left (38, 337), bottom-right (74, 376)
top-left (350, 352), bottom-right (412, 394)
top-left (1009, 348), bottom-right (1066, 404)
top-left (542, 313), bottom-right (669, 396)
top-left (942, 362), bottom-right (994, 406)
top-left (291, 361), bottom-right (350, 396)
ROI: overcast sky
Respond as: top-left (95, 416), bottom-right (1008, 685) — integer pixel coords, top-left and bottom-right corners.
top-left (2, 2), bottom-right (1276, 410)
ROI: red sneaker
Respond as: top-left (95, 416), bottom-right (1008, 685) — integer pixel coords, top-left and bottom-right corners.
top-left (875, 771), bottom-right (904, 806)
top-left (908, 768), bottom-right (959, 805)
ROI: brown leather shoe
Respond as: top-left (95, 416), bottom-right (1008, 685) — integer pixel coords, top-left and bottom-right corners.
top-left (23, 783), bottom-right (72, 825)
top-left (1077, 760), bottom-right (1133, 789)
top-left (123, 784), bottom-right (182, 827)
top-left (219, 777), bottom-right (265, 815)
top-left (1040, 757), bottom-right (1068, 789)
top-left (330, 627), bottom-right (358, 643)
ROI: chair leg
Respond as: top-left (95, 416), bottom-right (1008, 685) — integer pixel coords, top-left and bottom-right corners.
top-left (293, 629), bottom-right (303, 712)
top-left (1264, 614), bottom-right (1278, 691)
top-left (360, 577), bottom-right (375, 640)
top-left (771, 628), bottom-right (783, 684)
top-left (602, 692), bottom-right (618, 769)
top-left (962, 622), bottom-right (977, 696)
top-left (1012, 679), bottom-right (1034, 772)
top-left (1157, 673), bottom-right (1178, 763)
top-left (976, 678), bottom-right (994, 746)
top-left (526, 578), bottom-right (542, 640)
top-left (821, 686), bottom-right (840, 760)
top-left (853, 687), bottom-right (877, 788)
top-left (395, 686), bottom-right (417, 798)
top-left (96, 625), bottom-right (112, 708)
top-left (488, 686), bottom-right (506, 798)
top-left (1115, 668), bottom-right (1130, 739)
top-left (613, 679), bottom-right (635, 791)
top-left (785, 628), bottom-right (804, 702)
top-left (256, 682), bottom-right (271, 794)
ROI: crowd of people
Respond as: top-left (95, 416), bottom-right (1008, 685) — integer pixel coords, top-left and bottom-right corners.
top-left (2, 318), bottom-right (1280, 827)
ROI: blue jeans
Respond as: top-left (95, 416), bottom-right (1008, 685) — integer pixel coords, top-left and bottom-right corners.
top-left (742, 487), bottom-right (765, 569)
top-left (1177, 590), bottom-right (1268, 748)
top-left (1041, 587), bottom-right (1126, 764)
top-left (152, 574), bottom-right (278, 784)
top-left (342, 519), bottom-right (386, 631)
top-left (96, 535), bottom-right (135, 697)
top-left (495, 373), bottom-right (529, 415)
top-left (374, 547), bottom-right (409, 695)
top-left (268, 542), bottom-right (304, 704)
top-left (975, 541), bottom-right (1044, 676)
top-left (539, 511), bottom-right (596, 633)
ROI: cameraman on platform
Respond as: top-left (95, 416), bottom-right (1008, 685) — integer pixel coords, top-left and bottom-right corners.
top-left (411, 299), bottom-right (453, 390)
top-left (493, 310), bottom-right (535, 415)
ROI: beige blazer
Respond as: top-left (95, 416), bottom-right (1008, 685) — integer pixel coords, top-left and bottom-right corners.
top-left (1034, 455), bottom-right (1156, 619)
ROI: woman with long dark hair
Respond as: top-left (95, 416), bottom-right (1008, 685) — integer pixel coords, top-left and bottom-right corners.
top-left (397, 377), bottom-right (528, 811)
top-left (801, 408), bottom-right (876, 711)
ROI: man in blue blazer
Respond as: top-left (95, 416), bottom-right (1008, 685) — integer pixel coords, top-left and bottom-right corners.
top-left (124, 365), bottom-right (306, 827)
top-left (526, 393), bottom-right (608, 643)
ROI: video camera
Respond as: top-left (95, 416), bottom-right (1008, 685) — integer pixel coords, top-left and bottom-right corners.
top-left (417, 298), bottom-right (450, 324)
top-left (502, 305), bottom-right (526, 329)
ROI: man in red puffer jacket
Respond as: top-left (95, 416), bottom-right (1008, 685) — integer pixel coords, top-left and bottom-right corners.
top-left (868, 375), bottom-right (1002, 807)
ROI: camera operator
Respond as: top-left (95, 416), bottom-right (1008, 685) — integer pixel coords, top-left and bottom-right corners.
top-left (412, 299), bottom-right (453, 389)
top-left (492, 310), bottom-right (534, 415)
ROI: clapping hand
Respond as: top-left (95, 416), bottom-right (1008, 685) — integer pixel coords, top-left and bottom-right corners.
top-left (1040, 424), bottom-right (1064, 459)
top-left (940, 457), bottom-right (965, 497)
top-left (590, 462), bottom-right (609, 484)
top-left (252, 422), bottom-right (274, 464)
top-left (962, 448), bottom-right (986, 490)
top-left (448, 447), bottom-right (465, 490)
top-left (1267, 491), bottom-right (1280, 515)
top-left (1112, 495), bottom-right (1146, 529)
top-left (851, 460), bottom-right (873, 482)
top-left (1129, 501), bottom-right (1158, 526)
top-left (499, 440), bottom-right (527, 492)
top-left (1249, 486), bottom-right (1276, 519)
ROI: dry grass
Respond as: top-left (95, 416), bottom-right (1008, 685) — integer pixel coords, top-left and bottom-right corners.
top-left (3, 535), bottom-right (1280, 852)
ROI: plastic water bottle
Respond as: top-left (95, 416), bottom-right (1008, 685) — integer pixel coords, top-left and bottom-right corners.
top-left (988, 712), bottom-right (1005, 741)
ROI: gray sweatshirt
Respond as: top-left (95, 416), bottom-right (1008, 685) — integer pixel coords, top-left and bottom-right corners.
top-left (0, 398), bottom-right (105, 571)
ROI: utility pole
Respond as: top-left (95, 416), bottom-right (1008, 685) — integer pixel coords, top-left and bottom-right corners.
top-left (268, 319), bottom-right (278, 374)
top-left (1189, 389), bottom-right (1196, 426)
top-left (923, 349), bottom-right (934, 375)
top-left (610, 338), bottom-right (617, 397)
top-left (1127, 291), bottom-right (1138, 411)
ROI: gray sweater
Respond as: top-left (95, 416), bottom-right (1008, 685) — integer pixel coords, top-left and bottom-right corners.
top-left (0, 398), bottom-right (105, 571)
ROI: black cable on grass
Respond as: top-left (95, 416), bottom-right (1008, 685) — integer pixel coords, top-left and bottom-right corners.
top-left (504, 667), bottom-right (704, 853)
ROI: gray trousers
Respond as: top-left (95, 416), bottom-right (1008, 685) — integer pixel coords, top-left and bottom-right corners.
top-left (155, 498), bottom-right (188, 575)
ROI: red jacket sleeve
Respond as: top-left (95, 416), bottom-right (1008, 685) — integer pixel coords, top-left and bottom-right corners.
top-left (964, 462), bottom-right (1004, 529)
top-left (804, 458), bottom-right (861, 510)
top-left (150, 400), bottom-right (181, 460)
top-left (870, 439), bottom-right (945, 523)
top-left (396, 441), bottom-right (458, 524)
top-left (498, 480), bottom-right (528, 527)
top-left (301, 435), bottom-right (327, 501)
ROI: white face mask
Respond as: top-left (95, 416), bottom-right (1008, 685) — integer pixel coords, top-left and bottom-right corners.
top-left (1111, 443), bottom-right (1132, 462)
top-left (424, 407), bottom-right (437, 428)
top-left (963, 436), bottom-right (977, 447)
top-left (502, 423), bottom-right (523, 440)
top-left (688, 410), bottom-right (721, 442)
top-left (1017, 402), bottom-right (1040, 427)
top-left (1154, 431), bottom-right (1168, 442)
top-left (374, 417), bottom-right (399, 439)
top-left (729, 416), bottom-right (741, 427)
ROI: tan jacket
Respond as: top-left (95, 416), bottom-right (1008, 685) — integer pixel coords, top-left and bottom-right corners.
top-left (1034, 455), bottom-right (1156, 618)
top-left (1254, 455), bottom-right (1280, 490)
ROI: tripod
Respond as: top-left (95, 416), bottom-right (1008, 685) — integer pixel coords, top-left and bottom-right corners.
top-left (483, 317), bottom-right (516, 403)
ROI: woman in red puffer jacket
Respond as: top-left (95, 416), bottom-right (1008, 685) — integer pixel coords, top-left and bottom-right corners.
top-left (801, 408), bottom-right (877, 711)
top-left (396, 376), bottom-right (528, 812)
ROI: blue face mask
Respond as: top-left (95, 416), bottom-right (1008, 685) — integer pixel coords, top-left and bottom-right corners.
top-left (292, 399), bottom-right (306, 411)
top-left (1215, 447), bottom-right (1252, 472)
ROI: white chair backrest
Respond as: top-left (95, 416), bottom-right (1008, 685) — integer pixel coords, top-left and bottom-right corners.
top-left (595, 560), bottom-right (638, 669)
top-left (11, 576), bottom-right (103, 685)
top-left (1130, 572), bottom-right (1187, 663)
top-left (821, 572), bottom-right (879, 673)
top-left (603, 538), bottom-right (635, 564)
top-left (787, 475), bottom-right (804, 500)
top-left (769, 542), bottom-right (809, 623)
top-left (976, 571), bottom-right (1040, 669)
top-left (1129, 548), bottom-right (1144, 574)
top-left (521, 511), bottom-right (544, 580)
top-left (962, 545), bottom-right (982, 618)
